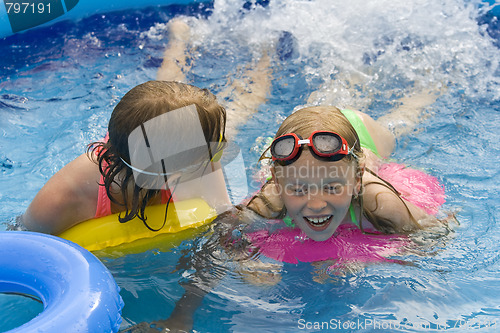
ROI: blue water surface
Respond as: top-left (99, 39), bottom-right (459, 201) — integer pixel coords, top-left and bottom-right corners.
top-left (0, 0), bottom-right (499, 332)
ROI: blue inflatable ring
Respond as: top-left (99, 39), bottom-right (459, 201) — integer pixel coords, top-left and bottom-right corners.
top-left (0, 231), bottom-right (123, 332)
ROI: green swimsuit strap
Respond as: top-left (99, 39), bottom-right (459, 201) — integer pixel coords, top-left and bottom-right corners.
top-left (340, 109), bottom-right (381, 157)
top-left (349, 204), bottom-right (360, 228)
top-left (283, 205), bottom-right (359, 229)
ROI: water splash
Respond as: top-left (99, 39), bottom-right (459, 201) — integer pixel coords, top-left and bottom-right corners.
top-left (185, 0), bottom-right (499, 106)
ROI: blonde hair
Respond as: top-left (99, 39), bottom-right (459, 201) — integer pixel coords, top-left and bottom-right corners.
top-left (251, 105), bottom-right (420, 234)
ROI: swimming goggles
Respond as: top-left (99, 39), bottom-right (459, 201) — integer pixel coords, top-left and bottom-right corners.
top-left (270, 131), bottom-right (350, 164)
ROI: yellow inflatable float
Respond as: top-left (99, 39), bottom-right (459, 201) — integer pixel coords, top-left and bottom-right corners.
top-left (58, 198), bottom-right (216, 256)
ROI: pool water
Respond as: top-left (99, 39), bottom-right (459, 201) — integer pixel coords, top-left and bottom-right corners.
top-left (1, 0), bottom-right (499, 332)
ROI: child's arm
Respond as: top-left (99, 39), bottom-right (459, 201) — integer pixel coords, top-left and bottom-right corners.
top-left (22, 153), bottom-right (99, 234)
top-left (150, 282), bottom-right (209, 332)
top-left (121, 282), bottom-right (207, 333)
top-left (361, 171), bottom-right (437, 233)
top-left (123, 207), bottom-right (264, 332)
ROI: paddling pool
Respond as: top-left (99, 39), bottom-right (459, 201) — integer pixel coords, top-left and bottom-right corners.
top-left (1, 0), bottom-right (499, 332)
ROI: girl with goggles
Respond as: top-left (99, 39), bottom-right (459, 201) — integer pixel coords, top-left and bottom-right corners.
top-left (249, 105), bottom-right (445, 241)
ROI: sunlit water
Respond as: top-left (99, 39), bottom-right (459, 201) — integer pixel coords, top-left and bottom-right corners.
top-left (0, 0), bottom-right (499, 332)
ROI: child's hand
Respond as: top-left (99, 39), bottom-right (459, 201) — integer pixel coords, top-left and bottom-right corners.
top-left (237, 260), bottom-right (282, 286)
top-left (311, 260), bottom-right (366, 283)
top-left (121, 318), bottom-right (192, 333)
top-left (120, 321), bottom-right (163, 332)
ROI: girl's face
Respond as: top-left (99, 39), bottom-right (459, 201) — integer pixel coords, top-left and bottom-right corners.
top-left (273, 150), bottom-right (359, 241)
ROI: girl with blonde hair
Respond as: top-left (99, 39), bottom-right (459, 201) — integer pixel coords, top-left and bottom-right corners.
top-left (247, 105), bottom-right (441, 238)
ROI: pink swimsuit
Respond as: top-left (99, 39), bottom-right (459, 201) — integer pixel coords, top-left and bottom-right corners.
top-left (94, 178), bottom-right (171, 218)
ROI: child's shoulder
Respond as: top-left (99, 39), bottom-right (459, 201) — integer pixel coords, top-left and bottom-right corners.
top-left (23, 153), bottom-right (101, 234)
top-left (57, 153), bottom-right (102, 199)
top-left (362, 171), bottom-right (423, 234)
top-left (247, 180), bottom-right (284, 219)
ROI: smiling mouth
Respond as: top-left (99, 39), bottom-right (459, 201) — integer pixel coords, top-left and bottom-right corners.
top-left (304, 215), bottom-right (333, 231)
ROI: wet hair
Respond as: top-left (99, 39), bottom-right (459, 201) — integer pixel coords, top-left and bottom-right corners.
top-left (250, 105), bottom-right (421, 234)
top-left (88, 80), bottom-right (226, 226)
top-left (271, 105), bottom-right (363, 164)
